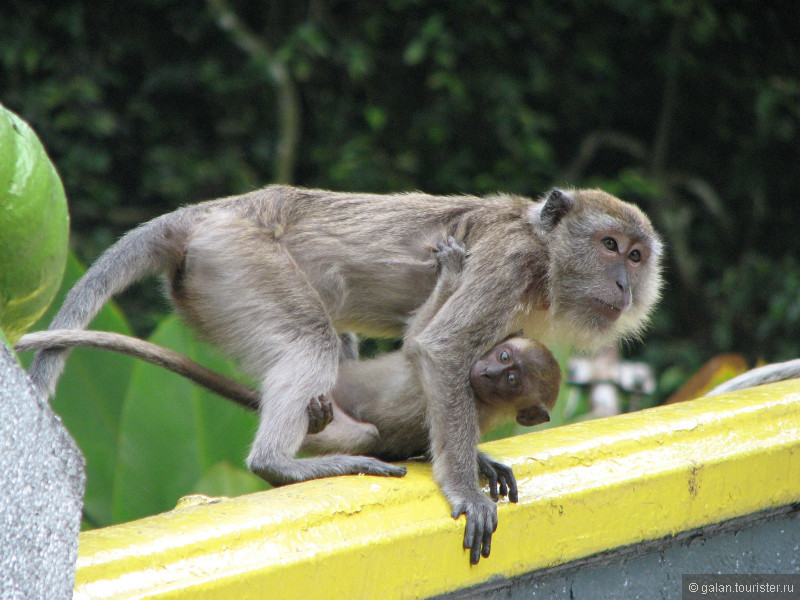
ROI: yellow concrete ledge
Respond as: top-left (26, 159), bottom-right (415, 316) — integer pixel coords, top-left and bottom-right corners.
top-left (75, 381), bottom-right (800, 599)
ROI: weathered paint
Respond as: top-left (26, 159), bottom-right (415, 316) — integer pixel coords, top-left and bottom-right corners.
top-left (75, 380), bottom-right (800, 599)
top-left (442, 507), bottom-right (800, 599)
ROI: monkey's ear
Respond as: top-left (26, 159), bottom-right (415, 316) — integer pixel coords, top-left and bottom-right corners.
top-left (516, 405), bottom-right (550, 427)
top-left (540, 189), bottom-right (574, 231)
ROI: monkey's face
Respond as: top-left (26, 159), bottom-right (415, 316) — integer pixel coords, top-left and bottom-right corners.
top-left (587, 230), bottom-right (648, 320)
top-left (470, 337), bottom-right (560, 427)
top-left (541, 189), bottom-right (663, 351)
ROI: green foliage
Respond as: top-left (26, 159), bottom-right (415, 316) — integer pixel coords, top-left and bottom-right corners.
top-left (20, 254), bottom-right (265, 528)
top-left (0, 103), bottom-right (69, 343)
top-left (113, 315), bottom-right (264, 523)
top-left (22, 253), bottom-right (134, 527)
top-left (5, 1), bottom-right (800, 520)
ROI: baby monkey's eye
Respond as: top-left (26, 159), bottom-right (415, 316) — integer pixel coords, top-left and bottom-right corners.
top-left (499, 350), bottom-right (510, 363)
top-left (507, 372), bottom-right (519, 387)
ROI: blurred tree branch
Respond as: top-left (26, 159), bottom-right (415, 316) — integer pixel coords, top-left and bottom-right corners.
top-left (207, 0), bottom-right (300, 184)
top-left (561, 131), bottom-right (646, 183)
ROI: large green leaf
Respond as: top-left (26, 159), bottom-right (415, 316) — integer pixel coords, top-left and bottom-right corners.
top-left (0, 103), bottom-right (69, 343)
top-left (19, 251), bottom-right (134, 527)
top-left (112, 315), bottom-right (264, 523)
top-left (192, 461), bottom-right (267, 498)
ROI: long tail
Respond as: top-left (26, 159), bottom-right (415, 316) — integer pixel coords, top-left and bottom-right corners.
top-left (18, 329), bottom-right (259, 410)
top-left (28, 210), bottom-right (194, 397)
top-left (705, 358), bottom-right (800, 397)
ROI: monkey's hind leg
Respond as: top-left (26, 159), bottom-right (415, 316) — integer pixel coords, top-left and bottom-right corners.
top-left (180, 215), bottom-right (404, 486)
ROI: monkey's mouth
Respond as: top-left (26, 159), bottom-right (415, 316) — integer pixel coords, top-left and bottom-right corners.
top-left (590, 298), bottom-right (623, 321)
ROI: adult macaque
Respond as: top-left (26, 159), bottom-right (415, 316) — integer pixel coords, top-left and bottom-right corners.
top-left (18, 238), bottom-right (560, 505)
top-left (28, 185), bottom-right (662, 563)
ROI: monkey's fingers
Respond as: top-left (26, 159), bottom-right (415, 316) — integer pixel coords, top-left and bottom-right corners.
top-left (452, 496), bottom-right (498, 565)
top-left (497, 477), bottom-right (509, 500)
top-left (477, 453), bottom-right (518, 502)
top-left (484, 467), bottom-right (500, 501)
top-left (493, 462), bottom-right (518, 503)
top-left (434, 237), bottom-right (466, 272)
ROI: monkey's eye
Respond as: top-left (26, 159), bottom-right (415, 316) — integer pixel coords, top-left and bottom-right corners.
top-left (628, 249), bottom-right (642, 263)
top-left (499, 350), bottom-right (510, 363)
top-left (507, 372), bottom-right (519, 387)
top-left (602, 237), bottom-right (618, 252)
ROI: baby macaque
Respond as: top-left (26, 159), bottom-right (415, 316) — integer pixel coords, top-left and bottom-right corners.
top-left (301, 331), bottom-right (560, 501)
top-left (300, 237), bottom-right (560, 490)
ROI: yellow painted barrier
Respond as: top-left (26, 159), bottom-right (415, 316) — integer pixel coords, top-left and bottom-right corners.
top-left (75, 380), bottom-right (800, 599)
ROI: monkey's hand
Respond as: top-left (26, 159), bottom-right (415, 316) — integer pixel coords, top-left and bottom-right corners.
top-left (450, 492), bottom-right (498, 565)
top-left (477, 452), bottom-right (518, 503)
top-left (306, 394), bottom-right (333, 435)
top-left (434, 236), bottom-right (466, 275)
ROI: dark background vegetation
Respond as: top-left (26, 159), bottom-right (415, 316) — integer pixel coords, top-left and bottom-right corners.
top-left (3, 0), bottom-right (800, 400)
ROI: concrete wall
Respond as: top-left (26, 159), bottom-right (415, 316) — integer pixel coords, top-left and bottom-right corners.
top-left (0, 345), bottom-right (85, 600)
top-left (441, 506), bottom-right (800, 599)
top-left (74, 379), bottom-right (800, 599)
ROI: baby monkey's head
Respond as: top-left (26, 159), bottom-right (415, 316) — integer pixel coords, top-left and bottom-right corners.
top-left (470, 334), bottom-right (561, 427)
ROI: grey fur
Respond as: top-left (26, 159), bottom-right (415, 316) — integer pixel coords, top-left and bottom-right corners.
top-left (18, 329), bottom-right (260, 409)
top-left (19, 238), bottom-right (557, 510)
top-left (705, 358), bottom-right (800, 397)
top-left (28, 184), bottom-right (662, 564)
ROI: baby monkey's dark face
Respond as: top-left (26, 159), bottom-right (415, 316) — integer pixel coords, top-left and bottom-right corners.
top-left (469, 336), bottom-right (561, 427)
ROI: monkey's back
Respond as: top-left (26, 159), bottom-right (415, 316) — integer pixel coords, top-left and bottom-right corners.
top-left (210, 185), bottom-right (539, 340)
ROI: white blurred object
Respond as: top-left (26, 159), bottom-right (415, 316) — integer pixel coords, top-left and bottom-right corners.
top-left (568, 347), bottom-right (655, 417)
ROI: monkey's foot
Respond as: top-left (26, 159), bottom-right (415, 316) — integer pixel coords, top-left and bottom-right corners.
top-left (306, 394), bottom-right (333, 434)
top-left (250, 455), bottom-right (407, 487)
top-left (477, 452), bottom-right (518, 503)
top-left (434, 236), bottom-right (466, 273)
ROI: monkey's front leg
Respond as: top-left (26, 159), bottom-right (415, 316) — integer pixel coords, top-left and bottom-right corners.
top-left (477, 452), bottom-right (518, 503)
top-left (405, 255), bottom-right (524, 563)
top-left (406, 339), bottom-right (498, 564)
top-left (406, 237), bottom-right (466, 340)
top-left (416, 450), bottom-right (517, 502)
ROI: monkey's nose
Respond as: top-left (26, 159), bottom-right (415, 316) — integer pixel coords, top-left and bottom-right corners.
top-left (483, 365), bottom-right (504, 379)
top-left (614, 263), bottom-right (630, 294)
